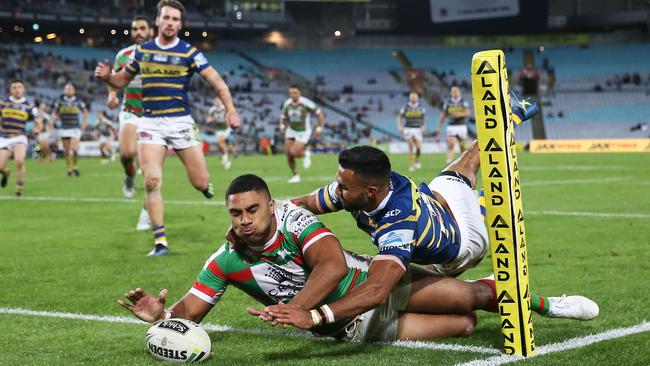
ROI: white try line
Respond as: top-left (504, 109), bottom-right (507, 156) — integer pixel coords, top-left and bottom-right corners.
top-left (522, 165), bottom-right (633, 171)
top-left (1, 195), bottom-right (648, 219)
top-left (0, 307), bottom-right (499, 354)
top-left (455, 320), bottom-right (650, 366)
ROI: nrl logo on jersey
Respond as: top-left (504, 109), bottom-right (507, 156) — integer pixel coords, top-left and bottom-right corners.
top-left (142, 54), bottom-right (152, 62)
top-left (170, 56), bottom-right (181, 65)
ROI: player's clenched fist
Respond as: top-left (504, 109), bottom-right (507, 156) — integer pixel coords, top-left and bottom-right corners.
top-left (95, 59), bottom-right (112, 81)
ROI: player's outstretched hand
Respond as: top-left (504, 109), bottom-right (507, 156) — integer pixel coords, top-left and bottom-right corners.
top-left (226, 110), bottom-right (241, 129)
top-left (117, 288), bottom-right (167, 323)
top-left (264, 303), bottom-right (314, 330)
top-left (95, 59), bottom-right (112, 82)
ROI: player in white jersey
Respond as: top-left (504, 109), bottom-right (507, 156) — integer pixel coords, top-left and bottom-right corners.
top-left (280, 85), bottom-right (325, 183)
top-left (96, 111), bottom-right (117, 164)
top-left (435, 86), bottom-right (472, 164)
top-left (206, 98), bottom-right (231, 170)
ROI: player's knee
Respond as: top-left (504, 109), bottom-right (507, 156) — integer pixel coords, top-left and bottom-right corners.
top-left (144, 175), bottom-right (161, 192)
top-left (458, 314), bottom-right (476, 337)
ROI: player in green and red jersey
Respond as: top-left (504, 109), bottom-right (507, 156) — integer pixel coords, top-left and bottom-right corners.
top-left (107, 15), bottom-right (153, 232)
top-left (117, 174), bottom-right (598, 343)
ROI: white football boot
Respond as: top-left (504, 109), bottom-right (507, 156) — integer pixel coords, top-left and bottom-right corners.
top-left (136, 208), bottom-right (152, 231)
top-left (546, 294), bottom-right (600, 320)
top-left (288, 174), bottom-right (301, 183)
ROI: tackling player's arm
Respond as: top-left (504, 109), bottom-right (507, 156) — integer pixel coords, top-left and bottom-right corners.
top-left (292, 181), bottom-right (344, 215)
top-left (107, 88), bottom-right (120, 109)
top-left (289, 234), bottom-right (348, 309)
top-left (200, 67), bottom-right (240, 129)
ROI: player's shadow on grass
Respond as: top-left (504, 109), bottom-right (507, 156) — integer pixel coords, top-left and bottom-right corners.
top-left (264, 340), bottom-right (376, 361)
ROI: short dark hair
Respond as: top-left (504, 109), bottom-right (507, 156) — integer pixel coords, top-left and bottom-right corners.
top-left (225, 174), bottom-right (271, 201)
top-left (289, 84), bottom-right (300, 90)
top-left (157, 0), bottom-right (185, 19)
top-left (338, 146), bottom-right (391, 184)
top-left (10, 79), bottom-right (24, 86)
top-left (132, 15), bottom-right (151, 27)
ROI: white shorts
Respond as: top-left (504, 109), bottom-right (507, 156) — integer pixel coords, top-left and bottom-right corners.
top-left (99, 136), bottom-right (113, 145)
top-left (403, 127), bottom-right (423, 142)
top-left (137, 115), bottom-right (201, 150)
top-left (60, 128), bottom-right (82, 140)
top-left (37, 132), bottom-right (52, 142)
top-left (119, 110), bottom-right (140, 130)
top-left (0, 135), bottom-right (28, 150)
top-left (447, 124), bottom-right (468, 140)
top-left (285, 128), bottom-right (311, 145)
top-left (216, 128), bottom-right (232, 141)
top-left (427, 175), bottom-right (489, 276)
top-left (343, 267), bottom-right (412, 342)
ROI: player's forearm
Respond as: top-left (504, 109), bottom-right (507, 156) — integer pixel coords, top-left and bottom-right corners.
top-left (326, 281), bottom-right (391, 321)
top-left (317, 112), bottom-right (325, 128)
top-left (290, 260), bottom-right (348, 309)
top-left (103, 72), bottom-right (131, 90)
top-left (167, 295), bottom-right (211, 324)
top-left (292, 193), bottom-right (325, 214)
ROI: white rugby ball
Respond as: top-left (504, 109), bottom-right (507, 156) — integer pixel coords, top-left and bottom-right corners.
top-left (146, 318), bottom-right (212, 363)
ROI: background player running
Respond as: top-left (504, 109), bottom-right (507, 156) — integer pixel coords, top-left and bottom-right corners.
top-left (397, 91), bottom-right (427, 172)
top-left (435, 86), bottom-right (472, 164)
top-left (54, 82), bottom-right (88, 177)
top-left (279, 85), bottom-right (324, 183)
top-left (95, 0), bottom-right (240, 256)
top-left (0, 80), bottom-right (41, 196)
top-left (206, 98), bottom-right (232, 170)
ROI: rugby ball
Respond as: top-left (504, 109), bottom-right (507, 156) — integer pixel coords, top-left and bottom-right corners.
top-left (146, 318), bottom-right (211, 363)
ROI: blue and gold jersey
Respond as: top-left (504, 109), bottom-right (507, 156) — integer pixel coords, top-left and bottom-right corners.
top-left (55, 96), bottom-right (87, 129)
top-left (399, 102), bottom-right (426, 128)
top-left (126, 38), bottom-right (211, 118)
top-left (0, 97), bottom-right (37, 137)
top-left (443, 97), bottom-right (470, 126)
top-left (316, 172), bottom-right (461, 268)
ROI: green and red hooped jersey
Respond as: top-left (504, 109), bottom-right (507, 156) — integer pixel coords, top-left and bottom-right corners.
top-left (190, 200), bottom-right (369, 336)
top-left (113, 44), bottom-right (144, 116)
top-left (281, 96), bottom-right (319, 132)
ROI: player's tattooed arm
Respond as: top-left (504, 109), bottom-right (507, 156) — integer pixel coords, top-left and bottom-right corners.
top-left (291, 190), bottom-right (325, 215)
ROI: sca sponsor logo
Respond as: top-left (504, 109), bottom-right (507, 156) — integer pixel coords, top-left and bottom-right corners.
top-left (158, 320), bottom-right (190, 334)
top-left (383, 209), bottom-right (401, 219)
top-left (379, 231), bottom-right (412, 251)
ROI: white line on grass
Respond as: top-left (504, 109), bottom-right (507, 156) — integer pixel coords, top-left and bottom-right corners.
top-left (0, 307), bottom-right (500, 354)
top-left (522, 177), bottom-right (628, 186)
top-left (2, 195), bottom-right (648, 219)
top-left (455, 321), bottom-right (650, 366)
top-left (527, 210), bottom-right (650, 219)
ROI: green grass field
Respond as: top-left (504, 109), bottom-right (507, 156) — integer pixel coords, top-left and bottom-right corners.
top-left (1, 151), bottom-right (649, 365)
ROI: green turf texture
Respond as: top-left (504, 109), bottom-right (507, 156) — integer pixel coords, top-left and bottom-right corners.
top-left (1, 151), bottom-right (648, 365)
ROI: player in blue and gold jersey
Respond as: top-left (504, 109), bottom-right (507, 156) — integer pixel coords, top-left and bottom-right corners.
top-left (0, 80), bottom-right (41, 196)
top-left (435, 86), bottom-right (472, 164)
top-left (95, 0), bottom-right (241, 256)
top-left (397, 91), bottom-right (427, 172)
top-left (54, 82), bottom-right (88, 177)
top-left (289, 98), bottom-right (541, 324)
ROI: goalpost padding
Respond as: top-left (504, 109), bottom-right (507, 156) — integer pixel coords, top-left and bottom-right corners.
top-left (471, 50), bottom-right (535, 357)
